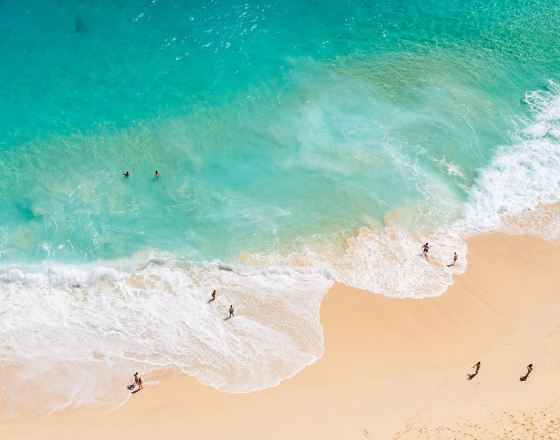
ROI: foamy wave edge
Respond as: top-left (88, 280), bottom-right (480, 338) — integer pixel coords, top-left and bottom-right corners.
top-left (1, 82), bottom-right (560, 417)
top-left (0, 259), bottom-right (332, 417)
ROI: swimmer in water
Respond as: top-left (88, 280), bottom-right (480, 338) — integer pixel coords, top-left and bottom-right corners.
top-left (155, 170), bottom-right (159, 178)
top-left (123, 171), bottom-right (130, 177)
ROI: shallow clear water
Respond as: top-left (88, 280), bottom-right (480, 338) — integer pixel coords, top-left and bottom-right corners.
top-left (1, 0), bottom-right (560, 415)
top-left (1, 0), bottom-right (559, 263)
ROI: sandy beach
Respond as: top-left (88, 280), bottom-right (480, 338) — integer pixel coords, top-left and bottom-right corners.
top-left (3, 1), bottom-right (560, 438)
top-left (2, 232), bottom-right (560, 439)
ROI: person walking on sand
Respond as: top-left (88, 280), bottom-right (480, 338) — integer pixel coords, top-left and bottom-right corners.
top-left (468, 361), bottom-right (481, 380)
top-left (210, 290), bottom-right (216, 302)
top-left (447, 251), bottom-right (458, 267)
top-left (520, 363), bottom-right (533, 381)
top-left (422, 242), bottom-right (430, 258)
top-left (229, 304), bottom-right (234, 318)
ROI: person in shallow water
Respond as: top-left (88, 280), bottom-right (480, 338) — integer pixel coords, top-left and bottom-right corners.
top-left (128, 372), bottom-right (141, 391)
top-left (229, 304), bottom-right (234, 318)
top-left (123, 170), bottom-right (130, 177)
top-left (447, 251), bottom-right (458, 267)
top-left (136, 373), bottom-right (143, 391)
top-left (422, 242), bottom-right (430, 257)
top-left (155, 170), bottom-right (159, 178)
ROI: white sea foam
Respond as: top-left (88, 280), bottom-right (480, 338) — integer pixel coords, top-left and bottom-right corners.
top-left (247, 81), bottom-right (560, 297)
top-left (325, 227), bottom-right (467, 297)
top-left (457, 81), bottom-right (560, 240)
top-left (247, 226), bottom-right (467, 299)
top-left (0, 261), bottom-right (330, 416)
top-left (2, 83), bottom-right (560, 416)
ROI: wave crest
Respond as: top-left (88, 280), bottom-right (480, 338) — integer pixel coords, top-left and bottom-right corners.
top-left (2, 82), bottom-right (560, 416)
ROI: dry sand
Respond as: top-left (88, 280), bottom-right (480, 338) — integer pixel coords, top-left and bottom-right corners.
top-left (2, 232), bottom-right (560, 439)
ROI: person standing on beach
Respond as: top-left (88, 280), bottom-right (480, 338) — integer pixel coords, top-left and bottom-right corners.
top-left (129, 372), bottom-right (141, 391)
top-left (422, 242), bottom-right (430, 257)
top-left (229, 304), bottom-right (234, 318)
top-left (447, 251), bottom-right (458, 267)
top-left (467, 361), bottom-right (480, 380)
top-left (520, 364), bottom-right (533, 381)
top-left (210, 290), bottom-right (216, 302)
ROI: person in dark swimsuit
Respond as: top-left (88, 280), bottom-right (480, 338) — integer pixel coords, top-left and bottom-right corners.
top-left (210, 290), bottom-right (216, 302)
top-left (127, 372), bottom-right (138, 390)
top-left (123, 171), bottom-right (130, 177)
top-left (468, 361), bottom-right (481, 380)
top-left (422, 242), bottom-right (430, 257)
top-left (155, 170), bottom-right (159, 178)
top-left (520, 364), bottom-right (533, 381)
top-left (448, 251), bottom-right (458, 267)
top-left (229, 304), bottom-right (234, 318)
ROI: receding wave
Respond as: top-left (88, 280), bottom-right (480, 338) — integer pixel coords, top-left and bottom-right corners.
top-left (458, 80), bottom-right (560, 240)
top-left (0, 260), bottom-right (330, 416)
top-left (2, 83), bottom-right (560, 416)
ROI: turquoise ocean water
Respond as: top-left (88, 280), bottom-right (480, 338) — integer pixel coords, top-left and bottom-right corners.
top-left (2, 0), bottom-right (560, 415)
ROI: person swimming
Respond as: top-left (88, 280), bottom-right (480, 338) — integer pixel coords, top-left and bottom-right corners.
top-left (123, 171), bottom-right (130, 177)
top-left (155, 170), bottom-right (159, 178)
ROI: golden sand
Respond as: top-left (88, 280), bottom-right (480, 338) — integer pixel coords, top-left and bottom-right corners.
top-left (2, 233), bottom-right (560, 439)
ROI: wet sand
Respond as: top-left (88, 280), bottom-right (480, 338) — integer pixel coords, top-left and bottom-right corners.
top-left (2, 232), bottom-right (560, 439)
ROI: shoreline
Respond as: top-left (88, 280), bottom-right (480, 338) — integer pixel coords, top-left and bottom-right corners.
top-left (2, 232), bottom-right (560, 438)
